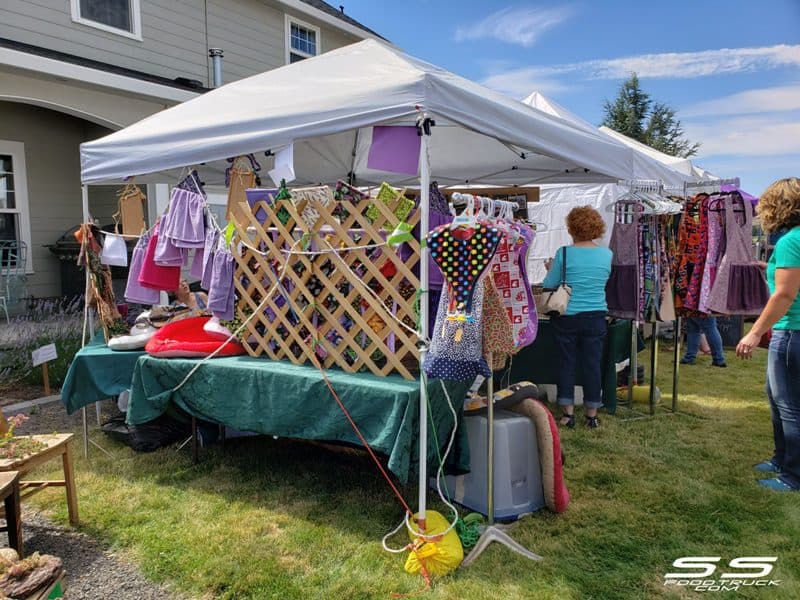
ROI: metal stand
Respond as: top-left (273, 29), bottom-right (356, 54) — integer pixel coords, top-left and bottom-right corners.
top-left (176, 416), bottom-right (200, 464)
top-left (649, 322), bottom-right (658, 416)
top-left (81, 405), bottom-right (113, 459)
top-left (462, 352), bottom-right (542, 566)
top-left (672, 317), bottom-right (680, 412)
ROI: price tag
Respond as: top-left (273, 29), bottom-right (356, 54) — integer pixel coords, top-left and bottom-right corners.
top-left (32, 343), bottom-right (58, 367)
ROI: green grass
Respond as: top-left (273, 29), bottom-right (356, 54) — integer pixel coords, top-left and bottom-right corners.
top-left (27, 343), bottom-right (800, 599)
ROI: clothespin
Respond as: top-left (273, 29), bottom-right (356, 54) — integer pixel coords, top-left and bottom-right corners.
top-left (224, 222), bottom-right (236, 247)
top-left (387, 222), bottom-right (413, 247)
top-left (275, 179), bottom-right (291, 201)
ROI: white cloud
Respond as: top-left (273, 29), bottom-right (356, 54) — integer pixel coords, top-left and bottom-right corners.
top-left (682, 84), bottom-right (800, 117)
top-left (481, 44), bottom-right (800, 97)
top-left (589, 45), bottom-right (800, 79)
top-left (481, 66), bottom-right (572, 98)
top-left (685, 115), bottom-right (800, 158)
top-left (455, 6), bottom-right (576, 47)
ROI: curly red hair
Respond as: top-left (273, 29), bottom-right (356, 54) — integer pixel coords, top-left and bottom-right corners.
top-left (566, 206), bottom-right (605, 242)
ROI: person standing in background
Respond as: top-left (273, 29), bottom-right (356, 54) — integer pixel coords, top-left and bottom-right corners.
top-left (681, 315), bottom-right (727, 367)
top-left (737, 177), bottom-right (800, 492)
top-left (543, 206), bottom-right (612, 429)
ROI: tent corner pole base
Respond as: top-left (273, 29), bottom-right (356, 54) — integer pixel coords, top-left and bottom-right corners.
top-left (461, 524), bottom-right (542, 568)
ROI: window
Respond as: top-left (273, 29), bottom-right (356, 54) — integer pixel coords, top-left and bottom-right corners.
top-left (285, 16), bottom-right (320, 64)
top-left (71, 0), bottom-right (142, 40)
top-left (0, 141), bottom-right (33, 273)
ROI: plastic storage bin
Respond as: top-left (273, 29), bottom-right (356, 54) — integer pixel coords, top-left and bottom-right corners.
top-left (435, 410), bottom-right (545, 520)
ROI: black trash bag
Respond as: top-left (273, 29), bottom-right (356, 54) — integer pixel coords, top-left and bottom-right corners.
top-left (101, 414), bottom-right (191, 452)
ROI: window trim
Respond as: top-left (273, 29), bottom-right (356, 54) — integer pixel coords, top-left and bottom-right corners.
top-left (285, 14), bottom-right (321, 65)
top-left (0, 141), bottom-right (33, 274)
top-left (70, 0), bottom-right (143, 41)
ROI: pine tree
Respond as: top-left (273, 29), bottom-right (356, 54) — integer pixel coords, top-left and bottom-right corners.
top-left (601, 73), bottom-right (700, 158)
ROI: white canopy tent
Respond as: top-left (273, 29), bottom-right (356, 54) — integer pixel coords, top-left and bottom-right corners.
top-left (79, 39), bottom-right (668, 527)
top-left (522, 91), bottom-right (702, 281)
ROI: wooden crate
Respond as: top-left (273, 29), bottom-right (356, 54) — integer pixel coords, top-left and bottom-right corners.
top-left (231, 185), bottom-right (421, 379)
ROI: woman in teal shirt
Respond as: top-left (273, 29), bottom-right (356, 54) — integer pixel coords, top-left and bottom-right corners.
top-left (543, 206), bottom-right (612, 429)
top-left (737, 177), bottom-right (800, 492)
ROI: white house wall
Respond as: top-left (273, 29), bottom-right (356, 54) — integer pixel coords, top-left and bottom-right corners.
top-left (2, 0), bottom-right (364, 88)
top-left (0, 69), bottom-right (172, 129)
top-left (0, 102), bottom-right (117, 298)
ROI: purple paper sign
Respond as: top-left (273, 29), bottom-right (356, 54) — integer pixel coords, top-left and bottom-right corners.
top-left (367, 126), bottom-right (421, 175)
top-left (245, 188), bottom-right (278, 223)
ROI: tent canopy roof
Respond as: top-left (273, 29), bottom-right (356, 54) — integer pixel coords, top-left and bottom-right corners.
top-left (523, 91), bottom-right (694, 188)
top-left (81, 40), bottom-right (645, 186)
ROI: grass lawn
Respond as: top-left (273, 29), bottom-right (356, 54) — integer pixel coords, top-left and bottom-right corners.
top-left (28, 343), bottom-right (800, 599)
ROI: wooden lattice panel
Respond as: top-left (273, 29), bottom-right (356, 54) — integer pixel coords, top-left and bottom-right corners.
top-left (231, 186), bottom-right (421, 379)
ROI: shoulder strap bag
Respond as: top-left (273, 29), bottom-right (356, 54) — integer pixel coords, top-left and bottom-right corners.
top-left (540, 246), bottom-right (572, 316)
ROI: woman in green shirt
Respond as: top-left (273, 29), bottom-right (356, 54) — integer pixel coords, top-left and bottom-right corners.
top-left (737, 177), bottom-right (800, 492)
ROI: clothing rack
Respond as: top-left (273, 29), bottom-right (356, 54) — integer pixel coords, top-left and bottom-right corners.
top-left (611, 180), bottom-right (682, 417)
top-left (457, 201), bottom-right (541, 565)
top-left (683, 177), bottom-right (740, 196)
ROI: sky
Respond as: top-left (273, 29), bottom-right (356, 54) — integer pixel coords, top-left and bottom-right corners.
top-left (338, 0), bottom-right (800, 195)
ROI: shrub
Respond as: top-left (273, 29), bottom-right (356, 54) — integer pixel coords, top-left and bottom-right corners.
top-left (0, 297), bottom-right (84, 391)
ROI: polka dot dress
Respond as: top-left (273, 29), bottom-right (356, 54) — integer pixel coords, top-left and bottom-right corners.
top-left (424, 278), bottom-right (491, 381)
top-left (427, 223), bottom-right (502, 319)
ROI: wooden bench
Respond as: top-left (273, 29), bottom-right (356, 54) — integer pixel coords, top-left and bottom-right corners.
top-left (0, 470), bottom-right (22, 556)
top-left (0, 434), bottom-right (78, 526)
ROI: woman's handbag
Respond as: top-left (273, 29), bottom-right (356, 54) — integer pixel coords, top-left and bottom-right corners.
top-left (540, 247), bottom-right (572, 316)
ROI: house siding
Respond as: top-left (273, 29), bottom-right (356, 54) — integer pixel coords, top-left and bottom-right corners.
top-left (1, 0), bottom-right (362, 87)
top-left (0, 102), bottom-right (116, 299)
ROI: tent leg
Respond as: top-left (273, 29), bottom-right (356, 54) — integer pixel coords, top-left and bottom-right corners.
top-left (672, 317), bottom-right (680, 412)
top-left (417, 125), bottom-right (431, 529)
top-left (462, 523), bottom-right (543, 567)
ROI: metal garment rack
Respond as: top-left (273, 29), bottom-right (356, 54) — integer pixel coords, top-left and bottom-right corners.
top-left (461, 196), bottom-right (542, 566)
top-left (624, 177), bottom-right (742, 418)
top-left (612, 180), bottom-right (683, 418)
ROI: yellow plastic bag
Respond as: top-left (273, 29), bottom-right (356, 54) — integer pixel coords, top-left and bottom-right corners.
top-left (404, 510), bottom-right (463, 577)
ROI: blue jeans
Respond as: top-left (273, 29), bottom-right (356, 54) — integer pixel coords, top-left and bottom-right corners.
top-left (550, 311), bottom-right (607, 409)
top-left (683, 316), bottom-right (725, 364)
top-left (766, 330), bottom-right (800, 489)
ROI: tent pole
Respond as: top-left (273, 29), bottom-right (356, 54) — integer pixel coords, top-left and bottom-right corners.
top-left (417, 127), bottom-right (431, 530)
top-left (81, 184), bottom-right (92, 458)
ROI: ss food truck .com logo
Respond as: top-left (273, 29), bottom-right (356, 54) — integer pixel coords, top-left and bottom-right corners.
top-left (664, 557), bottom-right (781, 592)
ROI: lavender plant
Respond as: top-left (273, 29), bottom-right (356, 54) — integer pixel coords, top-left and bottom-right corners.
top-left (0, 297), bottom-right (84, 391)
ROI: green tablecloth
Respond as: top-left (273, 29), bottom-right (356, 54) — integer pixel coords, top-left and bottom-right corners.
top-left (128, 355), bottom-right (470, 483)
top-left (61, 334), bottom-right (145, 414)
top-left (506, 318), bottom-right (632, 414)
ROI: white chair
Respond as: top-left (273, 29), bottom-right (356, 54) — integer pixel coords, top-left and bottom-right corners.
top-left (0, 240), bottom-right (27, 321)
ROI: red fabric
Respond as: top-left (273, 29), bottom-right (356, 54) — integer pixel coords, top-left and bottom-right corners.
top-left (145, 316), bottom-right (245, 358)
top-left (511, 397), bottom-right (570, 513)
top-left (533, 399), bottom-right (570, 513)
top-left (138, 232), bottom-right (180, 291)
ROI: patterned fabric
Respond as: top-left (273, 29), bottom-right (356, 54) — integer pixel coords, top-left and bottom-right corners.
top-left (516, 224), bottom-right (538, 346)
top-left (707, 194), bottom-right (768, 315)
top-left (606, 210), bottom-right (640, 320)
top-left (424, 279), bottom-right (491, 381)
top-left (482, 277), bottom-right (515, 356)
top-left (657, 220), bottom-right (676, 321)
top-left (640, 218), bottom-right (657, 321)
top-left (428, 223), bottom-right (501, 318)
top-left (673, 195), bottom-right (707, 312)
top-left (489, 226), bottom-right (531, 349)
top-left (698, 205), bottom-right (725, 313)
top-left (683, 198), bottom-right (709, 311)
